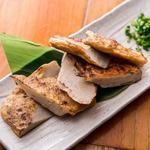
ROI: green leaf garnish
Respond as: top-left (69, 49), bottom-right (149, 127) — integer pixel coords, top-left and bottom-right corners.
top-left (0, 33), bottom-right (63, 75)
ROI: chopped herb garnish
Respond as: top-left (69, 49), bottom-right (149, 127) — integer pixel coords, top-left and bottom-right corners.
top-left (125, 13), bottom-right (150, 51)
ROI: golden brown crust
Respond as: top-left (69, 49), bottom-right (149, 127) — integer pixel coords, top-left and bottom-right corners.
top-left (23, 76), bottom-right (95, 116)
top-left (26, 61), bottom-right (96, 115)
top-left (85, 61), bottom-right (141, 78)
top-left (49, 36), bottom-right (110, 68)
top-left (13, 61), bottom-right (96, 116)
top-left (1, 86), bottom-right (37, 137)
top-left (76, 59), bottom-right (142, 87)
top-left (83, 30), bottom-right (147, 67)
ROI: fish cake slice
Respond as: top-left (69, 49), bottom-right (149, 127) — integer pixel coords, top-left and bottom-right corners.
top-left (1, 85), bottom-right (51, 137)
top-left (76, 59), bottom-right (142, 88)
top-left (49, 36), bottom-right (110, 68)
top-left (83, 30), bottom-right (147, 67)
top-left (13, 61), bottom-right (96, 116)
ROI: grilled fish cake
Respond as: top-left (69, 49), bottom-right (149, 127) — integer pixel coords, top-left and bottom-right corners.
top-left (13, 61), bottom-right (96, 116)
top-left (83, 30), bottom-right (147, 67)
top-left (1, 86), bottom-right (51, 137)
top-left (76, 59), bottom-right (142, 88)
top-left (49, 36), bottom-right (110, 68)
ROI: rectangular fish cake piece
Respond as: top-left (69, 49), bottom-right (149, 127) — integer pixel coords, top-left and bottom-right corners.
top-left (76, 59), bottom-right (142, 88)
top-left (1, 86), bottom-right (52, 137)
top-left (83, 30), bottom-right (147, 67)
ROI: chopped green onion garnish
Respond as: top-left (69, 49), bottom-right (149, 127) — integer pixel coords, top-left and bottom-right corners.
top-left (125, 13), bottom-right (150, 51)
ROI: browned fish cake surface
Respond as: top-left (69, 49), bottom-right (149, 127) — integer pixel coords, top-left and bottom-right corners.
top-left (84, 61), bottom-right (140, 78)
top-left (13, 61), bottom-right (96, 116)
top-left (24, 76), bottom-right (95, 115)
top-left (83, 30), bottom-right (147, 67)
top-left (1, 86), bottom-right (37, 137)
top-left (76, 58), bottom-right (142, 87)
top-left (49, 36), bottom-right (110, 68)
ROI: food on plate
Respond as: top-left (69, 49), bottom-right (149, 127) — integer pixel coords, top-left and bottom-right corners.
top-left (57, 54), bottom-right (97, 104)
top-left (83, 30), bottom-right (147, 66)
top-left (1, 85), bottom-right (51, 137)
top-left (125, 13), bottom-right (150, 51)
top-left (49, 36), bottom-right (110, 68)
top-left (76, 59), bottom-right (142, 88)
top-left (1, 28), bottom-right (148, 137)
top-left (13, 61), bottom-right (96, 116)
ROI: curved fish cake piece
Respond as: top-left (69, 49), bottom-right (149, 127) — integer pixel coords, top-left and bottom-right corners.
top-left (49, 36), bottom-right (110, 68)
top-left (83, 30), bottom-right (147, 67)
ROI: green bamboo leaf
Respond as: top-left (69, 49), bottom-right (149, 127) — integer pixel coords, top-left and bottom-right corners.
top-left (0, 33), bottom-right (127, 101)
top-left (96, 85), bottom-right (129, 102)
top-left (0, 33), bottom-right (63, 74)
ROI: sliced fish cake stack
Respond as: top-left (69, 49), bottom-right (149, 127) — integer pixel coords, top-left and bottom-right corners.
top-left (49, 32), bottom-right (147, 91)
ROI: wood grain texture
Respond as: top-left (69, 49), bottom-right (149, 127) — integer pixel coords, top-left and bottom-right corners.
top-left (0, 0), bottom-right (150, 150)
top-left (83, 0), bottom-right (123, 25)
top-left (0, 0), bottom-right (87, 78)
top-left (0, 43), bottom-right (11, 79)
top-left (0, 145), bottom-right (5, 150)
top-left (73, 144), bottom-right (124, 150)
top-left (83, 90), bottom-right (150, 149)
top-left (0, 0), bottom-right (87, 45)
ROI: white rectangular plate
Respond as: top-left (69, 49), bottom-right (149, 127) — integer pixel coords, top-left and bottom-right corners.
top-left (0, 0), bottom-right (150, 149)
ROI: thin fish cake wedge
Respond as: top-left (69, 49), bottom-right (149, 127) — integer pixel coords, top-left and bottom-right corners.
top-left (49, 36), bottom-right (110, 68)
top-left (83, 30), bottom-right (147, 67)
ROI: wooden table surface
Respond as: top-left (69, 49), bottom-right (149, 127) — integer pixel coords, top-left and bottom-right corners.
top-left (0, 0), bottom-right (150, 150)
